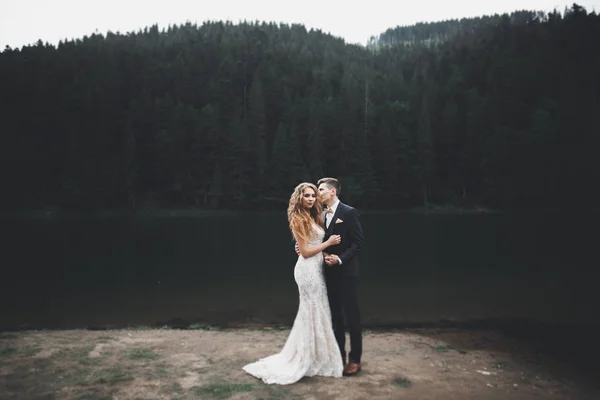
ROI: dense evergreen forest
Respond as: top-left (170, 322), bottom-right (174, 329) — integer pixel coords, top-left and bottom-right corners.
top-left (1, 4), bottom-right (598, 211)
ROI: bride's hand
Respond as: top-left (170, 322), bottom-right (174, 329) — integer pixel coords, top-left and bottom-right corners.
top-left (327, 234), bottom-right (341, 246)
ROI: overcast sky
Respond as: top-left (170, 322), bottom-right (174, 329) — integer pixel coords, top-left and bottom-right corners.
top-left (1, 0), bottom-right (599, 49)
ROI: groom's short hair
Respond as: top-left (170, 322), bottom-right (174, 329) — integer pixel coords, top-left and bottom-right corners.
top-left (317, 177), bottom-right (341, 196)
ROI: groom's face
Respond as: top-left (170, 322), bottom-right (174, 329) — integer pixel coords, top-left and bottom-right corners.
top-left (318, 183), bottom-right (334, 205)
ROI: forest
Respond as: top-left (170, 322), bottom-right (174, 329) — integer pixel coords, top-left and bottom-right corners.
top-left (0, 4), bottom-right (598, 211)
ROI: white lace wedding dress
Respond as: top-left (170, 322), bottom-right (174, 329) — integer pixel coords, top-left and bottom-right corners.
top-left (242, 223), bottom-right (343, 384)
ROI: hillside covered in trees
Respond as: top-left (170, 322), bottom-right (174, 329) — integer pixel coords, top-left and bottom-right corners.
top-left (1, 4), bottom-right (598, 211)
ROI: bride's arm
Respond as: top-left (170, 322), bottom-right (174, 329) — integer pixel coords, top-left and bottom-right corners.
top-left (295, 234), bottom-right (339, 258)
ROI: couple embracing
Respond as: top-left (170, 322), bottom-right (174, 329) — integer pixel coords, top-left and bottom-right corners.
top-left (243, 177), bottom-right (365, 385)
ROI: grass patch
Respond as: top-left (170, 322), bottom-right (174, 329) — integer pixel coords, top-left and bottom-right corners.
top-left (191, 382), bottom-right (257, 399)
top-left (95, 336), bottom-right (115, 343)
top-left (244, 325), bottom-right (291, 333)
top-left (0, 346), bottom-right (17, 357)
top-left (188, 323), bottom-right (220, 331)
top-left (21, 346), bottom-right (42, 356)
top-left (75, 391), bottom-right (113, 400)
top-left (123, 347), bottom-right (158, 361)
top-left (431, 344), bottom-right (467, 354)
top-left (52, 346), bottom-right (97, 365)
top-left (6, 364), bottom-right (36, 380)
top-left (91, 367), bottom-right (134, 385)
top-left (393, 376), bottom-right (412, 388)
top-left (47, 366), bottom-right (131, 388)
top-left (132, 325), bottom-right (152, 330)
top-left (143, 363), bottom-right (170, 380)
top-left (257, 325), bottom-right (289, 331)
top-left (156, 365), bottom-right (169, 378)
top-left (0, 332), bottom-right (19, 339)
top-left (52, 366), bottom-right (95, 387)
top-left (256, 386), bottom-right (293, 400)
top-left (0, 344), bottom-right (43, 358)
top-left (161, 382), bottom-right (183, 395)
top-left (373, 347), bottom-right (406, 356)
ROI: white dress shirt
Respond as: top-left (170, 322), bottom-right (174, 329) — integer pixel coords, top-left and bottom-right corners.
top-left (325, 200), bottom-right (342, 264)
top-left (325, 199), bottom-right (340, 228)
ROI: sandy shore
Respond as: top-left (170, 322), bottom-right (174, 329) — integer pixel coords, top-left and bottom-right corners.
top-left (0, 327), bottom-right (598, 399)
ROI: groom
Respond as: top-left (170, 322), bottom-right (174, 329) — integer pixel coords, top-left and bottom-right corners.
top-left (299, 177), bottom-right (365, 376)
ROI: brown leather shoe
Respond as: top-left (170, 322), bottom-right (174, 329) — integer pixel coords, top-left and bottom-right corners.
top-left (343, 362), bottom-right (361, 376)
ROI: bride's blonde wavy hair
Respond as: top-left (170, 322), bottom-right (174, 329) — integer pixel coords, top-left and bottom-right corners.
top-left (287, 182), bottom-right (324, 242)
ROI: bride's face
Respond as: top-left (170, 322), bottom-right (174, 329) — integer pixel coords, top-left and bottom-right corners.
top-left (301, 187), bottom-right (317, 209)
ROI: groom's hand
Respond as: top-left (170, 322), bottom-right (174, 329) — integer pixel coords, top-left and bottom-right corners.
top-left (294, 242), bottom-right (300, 255)
top-left (324, 255), bottom-right (340, 266)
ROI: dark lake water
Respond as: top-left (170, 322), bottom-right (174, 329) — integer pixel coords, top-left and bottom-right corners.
top-left (1, 212), bottom-right (597, 331)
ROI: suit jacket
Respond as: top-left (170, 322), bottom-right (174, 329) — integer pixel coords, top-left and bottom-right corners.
top-left (323, 201), bottom-right (364, 278)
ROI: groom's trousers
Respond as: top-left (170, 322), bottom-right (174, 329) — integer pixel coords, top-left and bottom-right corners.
top-left (326, 275), bottom-right (362, 364)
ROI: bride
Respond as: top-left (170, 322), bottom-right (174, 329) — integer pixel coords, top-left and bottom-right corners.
top-left (242, 182), bottom-right (344, 384)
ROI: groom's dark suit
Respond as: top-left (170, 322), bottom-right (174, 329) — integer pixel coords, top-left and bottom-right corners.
top-left (322, 201), bottom-right (365, 364)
